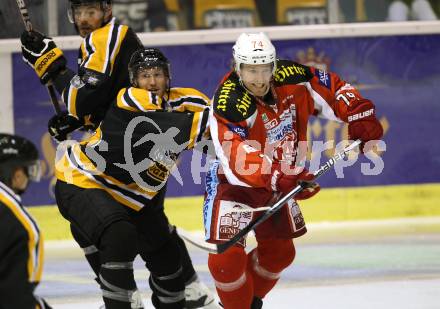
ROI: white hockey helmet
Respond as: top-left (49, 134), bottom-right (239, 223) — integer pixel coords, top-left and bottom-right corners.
top-left (233, 32), bottom-right (276, 74)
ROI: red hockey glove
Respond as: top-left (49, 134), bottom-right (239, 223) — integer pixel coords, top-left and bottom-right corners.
top-left (347, 99), bottom-right (383, 152)
top-left (268, 163), bottom-right (320, 200)
top-left (21, 30), bottom-right (66, 84)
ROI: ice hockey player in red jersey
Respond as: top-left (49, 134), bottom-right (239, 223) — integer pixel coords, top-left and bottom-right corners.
top-left (204, 32), bottom-right (383, 309)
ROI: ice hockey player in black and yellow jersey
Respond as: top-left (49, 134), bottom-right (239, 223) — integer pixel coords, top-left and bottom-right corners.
top-left (0, 134), bottom-right (52, 309)
top-left (54, 47), bottom-right (218, 309)
top-left (20, 1), bottom-right (217, 307)
top-left (21, 0), bottom-right (143, 133)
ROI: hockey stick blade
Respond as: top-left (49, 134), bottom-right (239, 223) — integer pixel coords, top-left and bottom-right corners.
top-left (175, 227), bottom-right (219, 254)
top-left (15, 0), bottom-right (62, 115)
top-left (216, 139), bottom-right (362, 254)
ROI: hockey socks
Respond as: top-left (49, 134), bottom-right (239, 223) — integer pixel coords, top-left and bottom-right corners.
top-left (247, 239), bottom-right (295, 298)
top-left (99, 221), bottom-right (142, 309)
top-left (208, 246), bottom-right (253, 309)
top-left (171, 226), bottom-right (197, 285)
top-left (145, 237), bottom-right (186, 308)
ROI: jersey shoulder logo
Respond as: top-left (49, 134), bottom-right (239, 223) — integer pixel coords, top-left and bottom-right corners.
top-left (274, 60), bottom-right (313, 85)
top-left (314, 69), bottom-right (331, 89)
top-left (213, 73), bottom-right (256, 122)
top-left (226, 123), bottom-right (249, 139)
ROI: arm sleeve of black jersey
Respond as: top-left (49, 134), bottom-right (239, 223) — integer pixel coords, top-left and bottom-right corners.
top-left (61, 27), bottom-right (141, 119)
top-left (51, 67), bottom-right (76, 95)
top-left (0, 216), bottom-right (41, 308)
top-left (61, 67), bottom-right (111, 119)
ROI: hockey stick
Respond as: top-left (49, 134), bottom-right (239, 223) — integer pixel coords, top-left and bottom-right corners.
top-left (175, 227), bottom-right (219, 254)
top-left (15, 0), bottom-right (62, 115)
top-left (216, 139), bottom-right (362, 254)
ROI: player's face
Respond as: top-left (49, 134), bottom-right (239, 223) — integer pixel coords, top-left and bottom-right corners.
top-left (72, 4), bottom-right (109, 37)
top-left (11, 167), bottom-right (29, 195)
top-left (239, 63), bottom-right (273, 97)
top-left (136, 67), bottom-right (168, 98)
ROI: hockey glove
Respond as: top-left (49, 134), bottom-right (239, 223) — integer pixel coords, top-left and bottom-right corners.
top-left (21, 30), bottom-right (66, 84)
top-left (48, 112), bottom-right (83, 142)
top-left (268, 163), bottom-right (320, 200)
top-left (347, 99), bottom-right (383, 152)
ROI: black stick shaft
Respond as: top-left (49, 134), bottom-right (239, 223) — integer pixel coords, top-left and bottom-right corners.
top-left (15, 0), bottom-right (62, 115)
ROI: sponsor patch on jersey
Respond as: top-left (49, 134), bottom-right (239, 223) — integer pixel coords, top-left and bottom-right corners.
top-left (290, 104), bottom-right (296, 118)
top-left (82, 70), bottom-right (102, 87)
top-left (146, 163), bottom-right (169, 182)
top-left (216, 79), bottom-right (237, 112)
top-left (274, 64), bottom-right (307, 83)
top-left (264, 118), bottom-right (278, 130)
top-left (266, 111), bottom-right (293, 144)
top-left (227, 124), bottom-right (249, 139)
top-left (71, 75), bottom-right (86, 89)
top-left (235, 91), bottom-right (253, 117)
top-left (315, 69), bottom-right (331, 89)
top-left (217, 200), bottom-right (252, 245)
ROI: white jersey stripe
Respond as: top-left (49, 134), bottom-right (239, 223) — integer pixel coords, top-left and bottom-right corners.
top-left (209, 107), bottom-right (250, 187)
top-left (303, 81), bottom-right (342, 122)
top-left (128, 88), bottom-right (148, 112)
top-left (67, 145), bottom-right (149, 208)
top-left (109, 21), bottom-right (122, 74)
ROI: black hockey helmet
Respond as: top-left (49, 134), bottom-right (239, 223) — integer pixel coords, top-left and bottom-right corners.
top-left (128, 48), bottom-right (171, 86)
top-left (68, 0), bottom-right (112, 24)
top-left (0, 133), bottom-right (41, 185)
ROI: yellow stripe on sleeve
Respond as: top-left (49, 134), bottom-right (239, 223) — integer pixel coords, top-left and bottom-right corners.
top-left (67, 86), bottom-right (78, 117)
top-left (0, 193), bottom-right (42, 283)
top-left (188, 111), bottom-right (202, 149)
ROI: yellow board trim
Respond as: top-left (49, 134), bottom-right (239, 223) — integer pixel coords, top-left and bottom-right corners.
top-left (29, 183), bottom-right (440, 240)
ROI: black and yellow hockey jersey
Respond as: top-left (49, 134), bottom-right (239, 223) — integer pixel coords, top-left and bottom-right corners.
top-left (56, 87), bottom-right (210, 211)
top-left (57, 17), bottom-right (142, 125)
top-left (0, 181), bottom-right (44, 308)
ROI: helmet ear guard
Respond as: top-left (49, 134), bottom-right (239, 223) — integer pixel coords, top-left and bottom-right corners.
top-left (232, 32), bottom-right (277, 75)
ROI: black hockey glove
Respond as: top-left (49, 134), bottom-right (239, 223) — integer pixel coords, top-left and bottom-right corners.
top-left (48, 112), bottom-right (83, 142)
top-left (21, 30), bottom-right (67, 84)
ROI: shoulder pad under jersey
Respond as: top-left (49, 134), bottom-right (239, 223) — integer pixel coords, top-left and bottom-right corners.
top-left (80, 19), bottom-right (129, 75)
top-left (168, 87), bottom-right (210, 108)
top-left (213, 72), bottom-right (257, 122)
top-left (273, 59), bottom-right (314, 85)
top-left (116, 87), bottom-right (162, 111)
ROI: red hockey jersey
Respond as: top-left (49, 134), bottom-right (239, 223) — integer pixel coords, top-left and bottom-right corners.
top-left (210, 59), bottom-right (375, 188)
